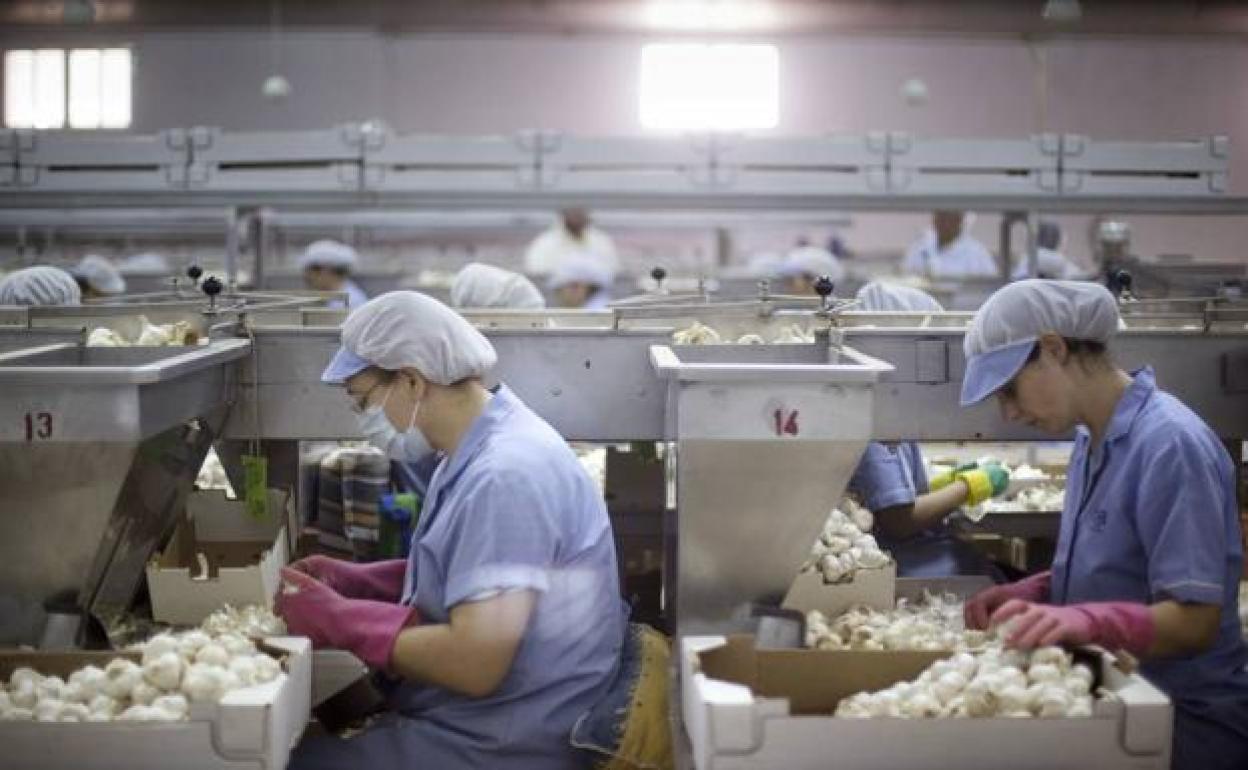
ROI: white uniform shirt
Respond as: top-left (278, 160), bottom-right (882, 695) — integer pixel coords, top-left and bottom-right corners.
top-left (903, 230), bottom-right (998, 279)
top-left (523, 225), bottom-right (619, 277)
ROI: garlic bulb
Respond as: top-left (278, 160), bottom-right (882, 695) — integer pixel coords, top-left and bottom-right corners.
top-left (201, 605), bottom-right (286, 638)
top-left (218, 634), bottom-right (256, 658)
top-left (181, 663), bottom-right (231, 704)
top-left (34, 675), bottom-right (66, 701)
top-left (194, 642), bottom-right (230, 668)
top-left (142, 634), bottom-right (181, 663)
top-left (672, 322), bottom-right (721, 345)
top-left (143, 652), bottom-right (184, 691)
top-left (57, 703), bottom-right (91, 722)
top-left (68, 665), bottom-right (107, 702)
top-left (151, 694), bottom-right (189, 720)
top-left (87, 694), bottom-right (119, 718)
top-left (131, 681), bottom-right (161, 706)
top-left (801, 503), bottom-right (893, 584)
top-left (102, 659), bottom-right (143, 699)
top-left (34, 699), bottom-right (65, 722)
top-left (9, 679), bottom-right (37, 709)
top-left (9, 667), bottom-right (42, 690)
top-left (176, 631), bottom-right (212, 659)
top-left (251, 654), bottom-right (282, 685)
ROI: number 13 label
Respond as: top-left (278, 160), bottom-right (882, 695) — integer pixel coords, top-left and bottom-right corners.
top-left (24, 412), bottom-right (53, 441)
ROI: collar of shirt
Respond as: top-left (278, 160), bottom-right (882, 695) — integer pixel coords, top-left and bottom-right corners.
top-left (431, 383), bottom-right (514, 494)
top-left (1073, 366), bottom-right (1157, 452)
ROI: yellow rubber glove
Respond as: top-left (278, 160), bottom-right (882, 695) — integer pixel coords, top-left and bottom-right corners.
top-left (929, 462), bottom-right (978, 493)
top-left (956, 464), bottom-right (1011, 507)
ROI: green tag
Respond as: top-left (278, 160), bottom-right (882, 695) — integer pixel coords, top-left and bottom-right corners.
top-left (242, 454), bottom-right (269, 519)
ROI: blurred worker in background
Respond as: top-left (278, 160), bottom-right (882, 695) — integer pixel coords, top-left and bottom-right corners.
top-left (960, 280), bottom-right (1248, 770)
top-left (450, 262), bottom-right (545, 310)
top-left (300, 239), bottom-right (368, 310)
top-left (903, 210), bottom-right (998, 279)
top-left (0, 265), bottom-right (82, 306)
top-left (846, 281), bottom-right (1007, 578)
top-left (774, 244), bottom-right (845, 296)
top-left (524, 207), bottom-right (619, 278)
top-left (1011, 221), bottom-right (1084, 280)
top-left (278, 291), bottom-right (644, 769)
top-left (72, 254), bottom-right (127, 299)
top-left (548, 252), bottom-right (615, 309)
top-left (299, 242), bottom-right (366, 310)
top-left (119, 252), bottom-right (172, 275)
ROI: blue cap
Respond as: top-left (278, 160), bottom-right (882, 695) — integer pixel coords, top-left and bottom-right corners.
top-left (959, 338), bottom-right (1036, 406)
top-left (321, 346), bottom-right (372, 385)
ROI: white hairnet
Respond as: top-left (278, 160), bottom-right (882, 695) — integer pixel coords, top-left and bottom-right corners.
top-left (966, 280), bottom-right (1119, 359)
top-left (548, 252), bottom-right (615, 290)
top-left (961, 280), bottom-right (1118, 405)
top-left (332, 291), bottom-right (497, 386)
top-left (855, 282), bottom-right (944, 313)
top-left (450, 263), bottom-right (545, 310)
top-left (74, 254), bottom-right (126, 295)
top-left (299, 240), bottom-right (358, 271)
top-left (0, 266), bottom-right (82, 306)
top-left (776, 246), bottom-right (845, 283)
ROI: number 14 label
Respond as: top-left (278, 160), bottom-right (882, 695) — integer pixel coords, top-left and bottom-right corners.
top-left (772, 408), bottom-right (799, 437)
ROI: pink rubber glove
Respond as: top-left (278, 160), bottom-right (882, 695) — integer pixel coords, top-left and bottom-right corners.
top-left (990, 599), bottom-right (1156, 656)
top-left (290, 555), bottom-right (408, 602)
top-left (963, 571), bottom-right (1052, 630)
top-left (275, 567), bottom-right (419, 670)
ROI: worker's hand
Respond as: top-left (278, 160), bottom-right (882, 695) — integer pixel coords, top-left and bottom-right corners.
top-left (956, 463), bottom-right (1010, 506)
top-left (963, 570), bottom-right (1051, 630)
top-left (991, 599), bottom-right (1155, 656)
top-left (290, 555), bottom-right (408, 602)
top-left (929, 462), bottom-right (979, 493)
top-left (275, 567), bottom-right (419, 669)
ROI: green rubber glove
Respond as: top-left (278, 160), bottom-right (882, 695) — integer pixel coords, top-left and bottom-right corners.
top-left (957, 463), bottom-right (1011, 506)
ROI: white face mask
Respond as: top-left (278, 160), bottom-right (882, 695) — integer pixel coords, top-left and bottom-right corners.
top-left (355, 380), bottom-right (436, 462)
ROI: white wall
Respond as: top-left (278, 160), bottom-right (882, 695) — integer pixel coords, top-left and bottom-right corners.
top-left (4, 29), bottom-right (1247, 265)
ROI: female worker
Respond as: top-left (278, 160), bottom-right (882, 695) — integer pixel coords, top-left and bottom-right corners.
top-left (960, 280), bottom-right (1248, 770)
top-left (846, 282), bottom-right (1010, 577)
top-left (277, 291), bottom-right (626, 769)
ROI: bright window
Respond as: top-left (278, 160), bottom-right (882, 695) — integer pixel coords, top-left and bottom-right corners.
top-left (640, 42), bottom-right (778, 132)
top-left (5, 47), bottom-right (131, 130)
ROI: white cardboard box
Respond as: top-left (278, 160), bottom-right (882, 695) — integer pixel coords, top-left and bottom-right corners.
top-left (681, 634), bottom-right (1172, 770)
top-left (0, 636), bottom-right (313, 770)
top-left (782, 563), bottom-right (896, 617)
top-left (147, 490), bottom-right (293, 625)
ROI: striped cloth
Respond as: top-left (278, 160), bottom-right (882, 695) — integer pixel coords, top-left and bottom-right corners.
top-left (313, 446), bottom-right (391, 561)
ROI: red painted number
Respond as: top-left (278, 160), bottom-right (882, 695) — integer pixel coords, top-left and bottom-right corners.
top-left (773, 408), bottom-right (799, 437)
top-left (24, 412), bottom-right (53, 441)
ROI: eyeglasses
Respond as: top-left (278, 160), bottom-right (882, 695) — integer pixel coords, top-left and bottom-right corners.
top-left (349, 380), bottom-right (390, 414)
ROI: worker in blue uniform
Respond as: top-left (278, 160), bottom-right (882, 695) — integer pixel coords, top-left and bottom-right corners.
top-left (846, 282), bottom-right (1010, 578)
top-left (276, 291), bottom-right (627, 769)
top-left (960, 279), bottom-right (1248, 770)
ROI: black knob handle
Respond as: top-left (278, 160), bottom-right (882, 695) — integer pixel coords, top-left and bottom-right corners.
top-left (650, 266), bottom-right (667, 283)
top-left (1108, 269), bottom-right (1133, 297)
top-left (201, 276), bottom-right (224, 298)
top-left (187, 265), bottom-right (203, 281)
top-left (813, 275), bottom-right (835, 298)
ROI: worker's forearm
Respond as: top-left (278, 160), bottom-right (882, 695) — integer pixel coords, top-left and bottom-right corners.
top-left (388, 623), bottom-right (488, 697)
top-left (913, 481), bottom-right (970, 528)
top-left (1146, 600), bottom-right (1221, 658)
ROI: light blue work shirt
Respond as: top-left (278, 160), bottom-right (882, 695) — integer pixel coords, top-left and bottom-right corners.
top-left (291, 384), bottom-right (626, 770)
top-left (1050, 367), bottom-right (1248, 769)
top-left (847, 442), bottom-right (990, 578)
top-left (326, 278), bottom-right (369, 311)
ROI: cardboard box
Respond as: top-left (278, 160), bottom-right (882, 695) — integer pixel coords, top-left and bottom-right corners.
top-left (0, 637), bottom-right (312, 770)
top-left (782, 564), bottom-right (896, 617)
top-left (682, 634), bottom-right (1172, 770)
top-left (147, 490), bottom-right (293, 626)
top-left (311, 650), bottom-right (368, 707)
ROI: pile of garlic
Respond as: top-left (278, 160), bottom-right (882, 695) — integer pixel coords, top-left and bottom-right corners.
top-left (800, 501), bottom-right (892, 584)
top-left (200, 604), bottom-right (286, 639)
top-left (834, 645), bottom-right (1096, 720)
top-left (0, 608), bottom-right (284, 724)
top-left (87, 316), bottom-right (197, 348)
top-left (980, 484), bottom-right (1066, 514)
top-left (671, 322), bottom-right (815, 346)
top-left (805, 592), bottom-right (991, 652)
